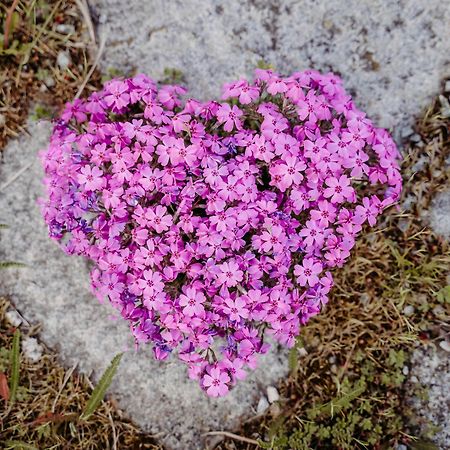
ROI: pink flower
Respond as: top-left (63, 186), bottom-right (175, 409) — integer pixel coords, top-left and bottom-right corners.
top-left (41, 69), bottom-right (402, 398)
top-left (203, 367), bottom-right (230, 397)
top-left (137, 270), bottom-right (164, 297)
top-left (223, 296), bottom-right (249, 321)
top-left (256, 225), bottom-right (287, 253)
top-left (103, 80), bottom-right (130, 109)
top-left (216, 104), bottom-right (243, 132)
top-left (179, 287), bottom-right (206, 316)
top-left (324, 175), bottom-right (355, 203)
top-left (217, 260), bottom-right (243, 287)
top-left (145, 206), bottom-right (173, 233)
top-left (78, 166), bottom-right (104, 191)
top-left (294, 258), bottom-right (323, 287)
top-left (270, 156), bottom-right (306, 191)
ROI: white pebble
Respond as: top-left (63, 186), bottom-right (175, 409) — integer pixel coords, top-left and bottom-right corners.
top-left (5, 310), bottom-right (22, 327)
top-left (298, 347), bottom-right (308, 357)
top-left (256, 396), bottom-right (269, 414)
top-left (266, 386), bottom-right (280, 403)
top-left (22, 337), bottom-right (43, 363)
top-left (57, 51), bottom-right (71, 70)
top-left (396, 445), bottom-right (407, 450)
top-left (402, 305), bottom-right (415, 317)
top-left (439, 340), bottom-right (450, 353)
top-left (56, 24), bottom-right (75, 34)
top-left (402, 365), bottom-right (409, 376)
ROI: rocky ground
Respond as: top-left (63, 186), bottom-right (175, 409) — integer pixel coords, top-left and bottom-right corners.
top-left (1, 1), bottom-right (450, 449)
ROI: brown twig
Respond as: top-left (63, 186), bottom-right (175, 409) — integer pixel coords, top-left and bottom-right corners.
top-left (3, 0), bottom-right (20, 49)
top-left (74, 32), bottom-right (106, 99)
top-left (203, 431), bottom-right (260, 446)
top-left (75, 0), bottom-right (97, 46)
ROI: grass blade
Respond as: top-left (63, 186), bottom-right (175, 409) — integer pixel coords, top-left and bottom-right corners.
top-left (0, 261), bottom-right (26, 269)
top-left (5, 440), bottom-right (38, 450)
top-left (9, 329), bottom-right (20, 403)
top-left (80, 352), bottom-right (123, 421)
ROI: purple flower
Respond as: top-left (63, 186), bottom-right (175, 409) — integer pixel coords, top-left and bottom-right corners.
top-left (40, 69), bottom-right (402, 397)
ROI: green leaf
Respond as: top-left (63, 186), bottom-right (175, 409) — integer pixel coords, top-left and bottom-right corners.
top-left (0, 261), bottom-right (26, 269)
top-left (436, 285), bottom-right (450, 304)
top-left (288, 346), bottom-right (298, 375)
top-left (410, 440), bottom-right (440, 450)
top-left (9, 329), bottom-right (21, 404)
top-left (256, 59), bottom-right (275, 70)
top-left (5, 440), bottom-right (38, 450)
top-left (80, 352), bottom-right (123, 420)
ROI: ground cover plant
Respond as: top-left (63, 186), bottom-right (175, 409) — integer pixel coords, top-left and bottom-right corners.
top-left (40, 69), bottom-right (402, 397)
top-left (214, 84), bottom-right (450, 449)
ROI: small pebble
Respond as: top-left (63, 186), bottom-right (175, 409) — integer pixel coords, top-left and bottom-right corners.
top-left (266, 386), bottom-right (280, 404)
top-left (57, 51), bottom-right (71, 70)
top-left (445, 80), bottom-right (450, 93)
top-left (410, 375), bottom-right (419, 383)
top-left (270, 402), bottom-right (281, 416)
top-left (44, 76), bottom-right (55, 88)
top-left (396, 444), bottom-right (407, 450)
top-left (56, 24), bottom-right (75, 34)
top-left (401, 126), bottom-right (414, 138)
top-left (256, 396), bottom-right (269, 414)
top-left (22, 337), bottom-right (43, 362)
top-left (433, 305), bottom-right (445, 316)
top-left (298, 347), bottom-right (308, 357)
top-left (360, 293), bottom-right (370, 305)
top-left (396, 218), bottom-right (410, 233)
top-left (403, 305), bottom-right (415, 317)
top-left (439, 340), bottom-right (450, 353)
top-left (5, 310), bottom-right (22, 327)
top-left (402, 365), bottom-right (409, 376)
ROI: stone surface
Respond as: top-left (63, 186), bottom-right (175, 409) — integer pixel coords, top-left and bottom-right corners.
top-left (91, 0), bottom-right (450, 142)
top-left (408, 346), bottom-right (450, 449)
top-left (429, 190), bottom-right (450, 239)
top-left (2, 0), bottom-right (450, 448)
top-left (0, 121), bottom-right (288, 449)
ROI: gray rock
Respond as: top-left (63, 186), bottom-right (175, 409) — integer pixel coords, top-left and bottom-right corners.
top-left (429, 190), bottom-right (450, 239)
top-left (90, 0), bottom-right (450, 143)
top-left (408, 346), bottom-right (450, 449)
top-left (0, 121), bottom-right (288, 450)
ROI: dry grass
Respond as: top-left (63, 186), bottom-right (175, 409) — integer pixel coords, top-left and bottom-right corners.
top-left (0, 297), bottom-right (163, 449)
top-left (0, 0), bottom-right (101, 150)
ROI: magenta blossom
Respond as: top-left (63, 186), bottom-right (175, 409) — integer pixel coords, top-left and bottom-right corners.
top-left (41, 69), bottom-right (402, 397)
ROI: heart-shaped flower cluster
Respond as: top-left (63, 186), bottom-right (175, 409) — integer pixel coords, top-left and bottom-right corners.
top-left (41, 69), bottom-right (402, 396)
